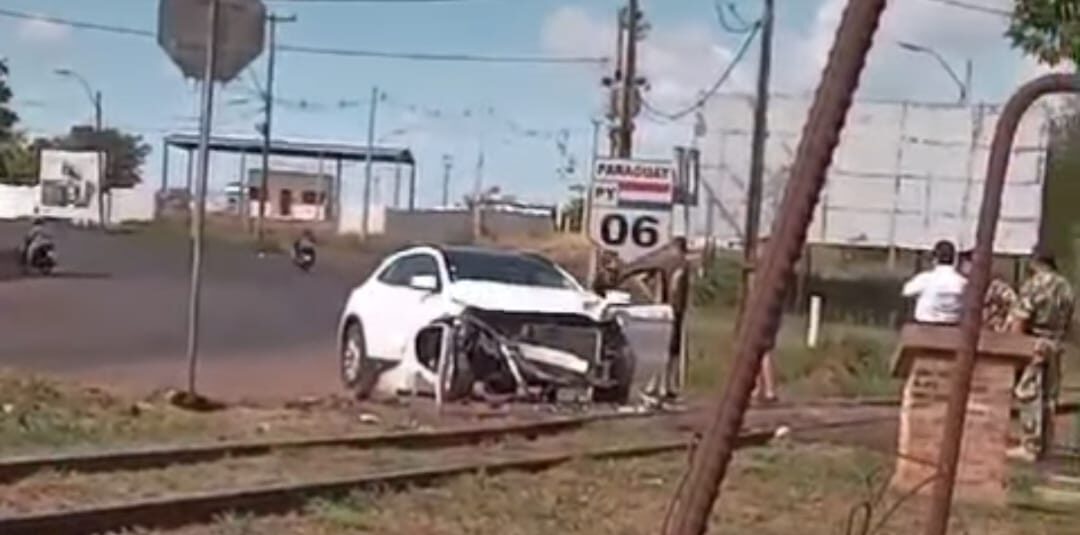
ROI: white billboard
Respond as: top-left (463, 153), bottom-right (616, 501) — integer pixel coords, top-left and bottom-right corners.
top-left (698, 94), bottom-right (1051, 255)
top-left (37, 149), bottom-right (104, 223)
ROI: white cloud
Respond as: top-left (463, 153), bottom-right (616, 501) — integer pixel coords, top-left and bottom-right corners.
top-left (17, 17), bottom-right (70, 44)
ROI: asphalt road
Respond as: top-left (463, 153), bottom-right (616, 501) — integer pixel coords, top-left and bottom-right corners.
top-left (0, 221), bottom-right (383, 399)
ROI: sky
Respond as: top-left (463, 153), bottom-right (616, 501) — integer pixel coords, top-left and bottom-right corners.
top-left (0, 0), bottom-right (1058, 209)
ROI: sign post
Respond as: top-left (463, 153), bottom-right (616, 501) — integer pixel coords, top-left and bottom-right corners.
top-left (159, 0), bottom-right (266, 396)
top-left (588, 158), bottom-right (675, 264)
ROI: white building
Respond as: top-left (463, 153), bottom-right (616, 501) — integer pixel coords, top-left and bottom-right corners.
top-left (239, 169), bottom-right (333, 222)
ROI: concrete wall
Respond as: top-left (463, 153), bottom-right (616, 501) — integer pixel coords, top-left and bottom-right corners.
top-left (482, 209), bottom-right (555, 239)
top-left (244, 200), bottom-right (326, 222)
top-left (109, 185), bottom-right (156, 223)
top-left (346, 208), bottom-right (554, 244)
top-left (0, 185), bottom-right (40, 219)
top-left (338, 203), bottom-right (386, 236)
top-left (0, 183), bottom-right (155, 224)
top-left (383, 209), bottom-right (474, 244)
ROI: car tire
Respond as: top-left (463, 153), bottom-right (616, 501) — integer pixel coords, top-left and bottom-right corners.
top-left (341, 319), bottom-right (379, 399)
top-left (593, 332), bottom-right (637, 404)
top-left (441, 330), bottom-right (475, 402)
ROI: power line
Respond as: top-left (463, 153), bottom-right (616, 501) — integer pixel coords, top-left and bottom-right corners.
top-left (643, 19), bottom-right (761, 121)
top-left (921, 0), bottom-right (1011, 16)
top-left (0, 7), bottom-right (607, 65)
top-left (278, 43), bottom-right (606, 64)
top-left (0, 7), bottom-right (153, 37)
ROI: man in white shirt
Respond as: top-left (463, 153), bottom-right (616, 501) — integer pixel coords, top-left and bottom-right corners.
top-left (902, 240), bottom-right (967, 324)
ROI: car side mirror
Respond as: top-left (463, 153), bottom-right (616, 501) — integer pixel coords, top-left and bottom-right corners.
top-left (408, 274), bottom-right (439, 292)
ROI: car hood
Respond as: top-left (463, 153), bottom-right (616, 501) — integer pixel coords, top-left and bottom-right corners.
top-left (447, 280), bottom-right (602, 318)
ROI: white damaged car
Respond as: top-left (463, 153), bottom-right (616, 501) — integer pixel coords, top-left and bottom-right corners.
top-left (337, 245), bottom-right (667, 404)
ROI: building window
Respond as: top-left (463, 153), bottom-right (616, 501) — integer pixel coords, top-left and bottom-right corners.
top-left (249, 186), bottom-right (262, 201)
top-left (301, 190), bottom-right (318, 204)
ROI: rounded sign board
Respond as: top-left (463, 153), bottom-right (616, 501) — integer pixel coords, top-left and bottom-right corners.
top-left (588, 158), bottom-right (675, 264)
top-left (159, 0), bottom-right (266, 83)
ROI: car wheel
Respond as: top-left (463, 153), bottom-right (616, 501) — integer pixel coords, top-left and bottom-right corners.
top-left (341, 320), bottom-right (378, 399)
top-left (593, 332), bottom-right (637, 404)
top-left (440, 330), bottom-right (475, 402)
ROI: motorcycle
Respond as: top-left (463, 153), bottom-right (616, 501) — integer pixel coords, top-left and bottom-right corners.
top-left (20, 240), bottom-right (56, 276)
top-left (293, 245), bottom-right (316, 272)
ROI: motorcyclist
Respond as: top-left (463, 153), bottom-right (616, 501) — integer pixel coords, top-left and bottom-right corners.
top-left (293, 229), bottom-right (316, 260)
top-left (20, 217), bottom-right (50, 266)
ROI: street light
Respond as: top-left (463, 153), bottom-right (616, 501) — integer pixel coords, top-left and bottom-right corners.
top-left (55, 68), bottom-right (107, 228)
top-left (897, 41), bottom-right (972, 104)
top-left (55, 68), bottom-right (102, 130)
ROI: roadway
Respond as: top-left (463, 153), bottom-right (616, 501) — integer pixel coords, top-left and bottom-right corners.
top-left (0, 221), bottom-right (382, 400)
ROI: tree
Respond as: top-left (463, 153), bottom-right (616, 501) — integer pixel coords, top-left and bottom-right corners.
top-left (0, 59), bottom-right (34, 184)
top-left (0, 59), bottom-right (17, 143)
top-left (1007, 0), bottom-right (1080, 65)
top-left (563, 197), bottom-right (585, 233)
top-left (37, 126), bottom-right (152, 188)
top-left (0, 133), bottom-right (37, 184)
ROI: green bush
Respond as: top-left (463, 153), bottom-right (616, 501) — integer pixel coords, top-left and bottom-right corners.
top-left (693, 253), bottom-right (742, 309)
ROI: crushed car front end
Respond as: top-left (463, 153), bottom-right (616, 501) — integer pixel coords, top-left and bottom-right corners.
top-left (415, 304), bottom-right (636, 403)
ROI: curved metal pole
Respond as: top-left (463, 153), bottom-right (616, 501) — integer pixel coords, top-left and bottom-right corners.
top-left (923, 72), bottom-right (1080, 535)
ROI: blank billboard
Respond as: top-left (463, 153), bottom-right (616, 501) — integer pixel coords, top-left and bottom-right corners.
top-left (698, 94), bottom-right (1051, 255)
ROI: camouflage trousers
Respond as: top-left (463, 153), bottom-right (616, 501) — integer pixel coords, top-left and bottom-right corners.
top-left (1014, 338), bottom-right (1063, 457)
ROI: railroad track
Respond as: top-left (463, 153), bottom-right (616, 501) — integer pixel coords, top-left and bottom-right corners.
top-left (0, 409), bottom-right (658, 484)
top-left (0, 406), bottom-right (896, 535)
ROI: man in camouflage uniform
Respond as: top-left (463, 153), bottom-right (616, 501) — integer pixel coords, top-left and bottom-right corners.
top-left (958, 250), bottom-right (1019, 332)
top-left (1007, 247), bottom-right (1075, 461)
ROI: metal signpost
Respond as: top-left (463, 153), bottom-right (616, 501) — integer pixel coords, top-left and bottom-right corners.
top-left (159, 0), bottom-right (266, 395)
top-left (587, 158), bottom-right (675, 264)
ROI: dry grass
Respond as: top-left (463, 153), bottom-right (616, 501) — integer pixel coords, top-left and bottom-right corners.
top-left (160, 442), bottom-right (1076, 535)
top-left (0, 369), bottom-right (431, 457)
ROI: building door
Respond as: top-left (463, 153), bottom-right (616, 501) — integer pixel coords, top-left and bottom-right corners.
top-left (280, 189), bottom-right (293, 217)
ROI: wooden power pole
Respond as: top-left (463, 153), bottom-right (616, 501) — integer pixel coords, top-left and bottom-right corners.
top-left (738, 0), bottom-right (774, 324)
top-left (255, 12), bottom-right (296, 248)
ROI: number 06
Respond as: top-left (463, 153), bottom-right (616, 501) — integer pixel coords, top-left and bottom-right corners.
top-left (600, 214), bottom-right (660, 247)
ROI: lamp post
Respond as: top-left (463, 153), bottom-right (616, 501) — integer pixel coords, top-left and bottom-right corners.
top-left (55, 68), bottom-right (102, 131)
top-left (55, 68), bottom-right (106, 226)
top-left (897, 41), bottom-right (972, 104)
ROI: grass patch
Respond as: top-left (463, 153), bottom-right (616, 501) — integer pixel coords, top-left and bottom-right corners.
top-left (0, 370), bottom-right (212, 455)
top-left (685, 308), bottom-right (901, 399)
top-left (189, 443), bottom-right (1078, 535)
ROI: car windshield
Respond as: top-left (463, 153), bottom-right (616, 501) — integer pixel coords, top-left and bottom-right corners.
top-left (444, 249), bottom-right (575, 289)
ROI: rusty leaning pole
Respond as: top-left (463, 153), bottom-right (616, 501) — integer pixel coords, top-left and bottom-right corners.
top-left (662, 1), bottom-right (890, 533)
top-left (661, 0), bottom-right (1080, 529)
top-left (922, 73), bottom-right (1080, 535)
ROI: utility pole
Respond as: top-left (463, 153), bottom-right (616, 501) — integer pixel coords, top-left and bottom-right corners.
top-left (583, 117), bottom-right (601, 237)
top-left (361, 85), bottom-right (380, 237)
top-left (255, 12), bottom-right (296, 248)
top-left (471, 144), bottom-right (485, 239)
top-left (393, 164), bottom-right (402, 208)
top-left (616, 0), bottom-right (643, 158)
top-left (441, 154), bottom-right (452, 207)
top-left (737, 0), bottom-right (774, 324)
top-left (602, 0), bottom-right (645, 158)
top-left (963, 59), bottom-right (973, 105)
top-left (606, 7), bottom-right (625, 157)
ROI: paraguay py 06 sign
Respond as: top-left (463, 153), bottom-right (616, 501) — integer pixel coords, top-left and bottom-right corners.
top-left (588, 158), bottom-right (675, 263)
